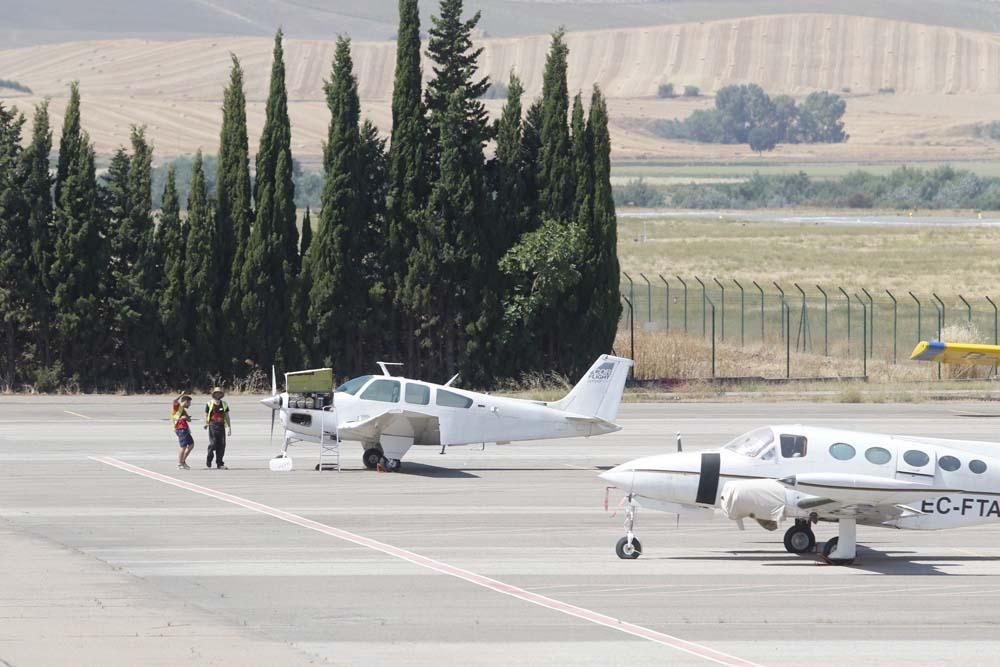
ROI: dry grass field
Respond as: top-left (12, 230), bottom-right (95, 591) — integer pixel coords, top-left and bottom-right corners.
top-left (5, 14), bottom-right (1000, 164)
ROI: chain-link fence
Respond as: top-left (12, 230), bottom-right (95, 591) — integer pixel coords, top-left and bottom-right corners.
top-left (618, 273), bottom-right (1000, 381)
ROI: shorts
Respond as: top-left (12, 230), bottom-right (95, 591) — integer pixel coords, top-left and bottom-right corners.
top-left (176, 429), bottom-right (194, 447)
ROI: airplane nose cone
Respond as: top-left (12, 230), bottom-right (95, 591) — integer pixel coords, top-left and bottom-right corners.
top-left (599, 464), bottom-right (634, 491)
top-left (260, 394), bottom-right (282, 410)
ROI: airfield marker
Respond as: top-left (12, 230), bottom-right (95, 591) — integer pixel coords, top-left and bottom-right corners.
top-left (91, 455), bottom-right (765, 667)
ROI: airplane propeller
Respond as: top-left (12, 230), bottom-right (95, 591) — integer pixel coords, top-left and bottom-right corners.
top-left (260, 365), bottom-right (282, 449)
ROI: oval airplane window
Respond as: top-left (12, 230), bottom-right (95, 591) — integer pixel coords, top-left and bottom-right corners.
top-left (865, 447), bottom-right (892, 465)
top-left (938, 455), bottom-right (961, 472)
top-left (970, 459), bottom-right (988, 474)
top-left (829, 443), bottom-right (856, 461)
top-left (903, 450), bottom-right (930, 467)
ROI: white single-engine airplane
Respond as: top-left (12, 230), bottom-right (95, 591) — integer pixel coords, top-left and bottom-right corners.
top-left (262, 355), bottom-right (632, 472)
top-left (599, 340), bottom-right (1000, 565)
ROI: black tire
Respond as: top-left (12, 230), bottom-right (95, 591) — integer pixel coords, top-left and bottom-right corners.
top-left (383, 458), bottom-right (401, 473)
top-left (362, 449), bottom-right (382, 470)
top-left (615, 536), bottom-right (642, 559)
top-left (822, 537), bottom-right (855, 565)
top-left (783, 525), bottom-right (816, 554)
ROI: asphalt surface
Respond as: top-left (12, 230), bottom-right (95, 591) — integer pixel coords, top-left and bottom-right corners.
top-left (4, 397), bottom-right (1000, 666)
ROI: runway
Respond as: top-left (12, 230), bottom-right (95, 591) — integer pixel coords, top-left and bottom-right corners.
top-left (3, 397), bottom-right (1000, 666)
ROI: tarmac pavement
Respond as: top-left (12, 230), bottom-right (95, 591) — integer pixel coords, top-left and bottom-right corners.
top-left (3, 396), bottom-right (1000, 666)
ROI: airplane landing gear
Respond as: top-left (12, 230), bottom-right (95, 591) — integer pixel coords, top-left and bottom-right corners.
top-left (362, 447), bottom-right (382, 470)
top-left (783, 520), bottom-right (816, 554)
top-left (822, 518), bottom-right (857, 565)
top-left (615, 497), bottom-right (642, 559)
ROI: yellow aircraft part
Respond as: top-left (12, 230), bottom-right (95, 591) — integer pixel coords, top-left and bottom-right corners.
top-left (910, 341), bottom-right (1000, 365)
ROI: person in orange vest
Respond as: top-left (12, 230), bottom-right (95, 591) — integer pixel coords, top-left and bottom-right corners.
top-left (172, 393), bottom-right (195, 470)
top-left (204, 387), bottom-right (232, 469)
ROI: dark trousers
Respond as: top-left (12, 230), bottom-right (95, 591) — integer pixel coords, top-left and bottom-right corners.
top-left (207, 424), bottom-right (227, 467)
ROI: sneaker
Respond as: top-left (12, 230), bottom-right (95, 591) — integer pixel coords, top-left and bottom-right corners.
top-left (217, 465), bottom-right (228, 470)
top-left (181, 463), bottom-right (190, 470)
top-left (177, 464), bottom-right (184, 470)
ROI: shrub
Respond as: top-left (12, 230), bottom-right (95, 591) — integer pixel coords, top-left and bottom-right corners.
top-left (657, 83), bottom-right (676, 98)
top-left (612, 178), bottom-right (664, 207)
top-left (479, 80), bottom-right (508, 99)
top-left (0, 78), bottom-right (32, 94)
top-left (683, 85), bottom-right (700, 97)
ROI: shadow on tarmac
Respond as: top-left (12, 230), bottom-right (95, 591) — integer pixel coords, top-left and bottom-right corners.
top-left (667, 545), bottom-right (994, 575)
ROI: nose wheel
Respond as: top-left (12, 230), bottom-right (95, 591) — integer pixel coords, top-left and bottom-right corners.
top-left (783, 521), bottom-right (816, 554)
top-left (362, 447), bottom-right (383, 470)
top-left (615, 497), bottom-right (642, 559)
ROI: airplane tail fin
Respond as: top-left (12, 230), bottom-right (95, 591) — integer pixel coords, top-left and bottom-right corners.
top-left (552, 355), bottom-right (633, 423)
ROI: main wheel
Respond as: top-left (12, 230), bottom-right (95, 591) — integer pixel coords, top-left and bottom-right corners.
top-left (822, 537), bottom-right (855, 565)
top-left (615, 536), bottom-right (642, 559)
top-left (381, 457), bottom-right (402, 473)
top-left (783, 525), bottom-right (816, 554)
top-left (362, 449), bottom-right (382, 470)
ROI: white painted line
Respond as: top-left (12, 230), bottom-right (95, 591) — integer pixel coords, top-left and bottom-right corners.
top-left (91, 456), bottom-right (764, 667)
top-left (63, 410), bottom-right (93, 420)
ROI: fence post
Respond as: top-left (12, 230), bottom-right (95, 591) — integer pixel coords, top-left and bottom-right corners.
top-left (705, 294), bottom-right (717, 378)
top-left (931, 295), bottom-right (944, 381)
top-left (658, 274), bottom-right (670, 331)
top-left (752, 280), bottom-right (765, 344)
top-left (958, 294), bottom-right (972, 323)
top-left (773, 281), bottom-right (786, 340)
top-left (639, 273), bottom-right (652, 323)
top-left (621, 295), bottom-right (635, 380)
top-left (816, 284), bottom-right (829, 356)
top-left (623, 272), bottom-right (634, 309)
top-left (794, 282), bottom-right (811, 353)
top-left (909, 291), bottom-right (921, 344)
top-left (695, 276), bottom-right (707, 337)
top-left (675, 275), bottom-right (688, 333)
top-left (784, 301), bottom-right (791, 379)
top-left (733, 279), bottom-right (745, 347)
top-left (856, 294), bottom-right (868, 379)
top-left (886, 289), bottom-right (898, 364)
top-left (713, 277), bottom-right (726, 342)
top-left (862, 288), bottom-right (874, 359)
top-left (838, 286), bottom-right (851, 354)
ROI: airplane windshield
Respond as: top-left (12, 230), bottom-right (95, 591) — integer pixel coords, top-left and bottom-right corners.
top-left (723, 427), bottom-right (775, 458)
top-left (336, 375), bottom-right (372, 395)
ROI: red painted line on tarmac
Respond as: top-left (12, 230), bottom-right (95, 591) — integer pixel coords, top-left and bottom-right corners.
top-left (90, 456), bottom-right (764, 667)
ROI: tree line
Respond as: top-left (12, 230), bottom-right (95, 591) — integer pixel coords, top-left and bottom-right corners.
top-left (0, 0), bottom-right (620, 392)
top-left (654, 84), bottom-right (848, 152)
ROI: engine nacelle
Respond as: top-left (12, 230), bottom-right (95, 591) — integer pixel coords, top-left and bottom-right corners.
top-left (719, 479), bottom-right (790, 530)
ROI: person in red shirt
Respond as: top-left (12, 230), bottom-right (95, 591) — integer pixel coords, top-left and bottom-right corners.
top-left (172, 393), bottom-right (195, 470)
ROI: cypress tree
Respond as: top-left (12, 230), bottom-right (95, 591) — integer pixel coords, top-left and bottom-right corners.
top-left (538, 28), bottom-right (575, 223)
top-left (386, 0), bottom-right (427, 296)
top-left (54, 82), bottom-right (82, 205)
top-left (23, 101), bottom-right (54, 370)
top-left (299, 206), bottom-right (312, 260)
top-left (0, 104), bottom-right (29, 387)
top-left (126, 128), bottom-right (157, 386)
top-left (218, 54), bottom-right (253, 365)
top-left (241, 30), bottom-right (296, 370)
top-left (571, 92), bottom-right (594, 226)
top-left (157, 166), bottom-right (188, 382)
top-left (520, 99), bottom-right (543, 233)
top-left (580, 86), bottom-right (621, 367)
top-left (358, 119), bottom-right (390, 361)
top-left (494, 72), bottom-right (529, 241)
top-left (303, 37), bottom-right (365, 373)
top-left (50, 99), bottom-right (103, 385)
top-left (183, 151), bottom-right (220, 374)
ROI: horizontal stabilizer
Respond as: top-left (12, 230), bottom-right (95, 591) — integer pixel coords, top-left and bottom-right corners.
top-left (911, 340), bottom-right (1000, 365)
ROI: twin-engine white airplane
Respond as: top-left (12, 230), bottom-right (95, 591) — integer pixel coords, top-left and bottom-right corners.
top-left (599, 340), bottom-right (1000, 565)
top-left (261, 355), bottom-right (633, 472)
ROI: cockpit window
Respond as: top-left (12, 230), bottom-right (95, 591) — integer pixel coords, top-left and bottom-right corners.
top-left (780, 434), bottom-right (808, 458)
top-left (723, 428), bottom-right (775, 458)
top-left (336, 375), bottom-right (372, 395)
top-left (360, 379), bottom-right (401, 403)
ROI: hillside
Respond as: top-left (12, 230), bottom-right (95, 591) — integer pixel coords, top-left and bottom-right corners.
top-left (4, 0), bottom-right (1000, 46)
top-left (4, 13), bottom-right (1000, 163)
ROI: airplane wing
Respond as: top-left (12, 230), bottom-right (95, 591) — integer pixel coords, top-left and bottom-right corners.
top-left (782, 473), bottom-right (939, 525)
top-left (338, 408), bottom-right (439, 442)
top-left (910, 340), bottom-right (1000, 365)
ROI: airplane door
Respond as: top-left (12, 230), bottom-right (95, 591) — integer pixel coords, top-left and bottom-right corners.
top-left (895, 444), bottom-right (936, 480)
